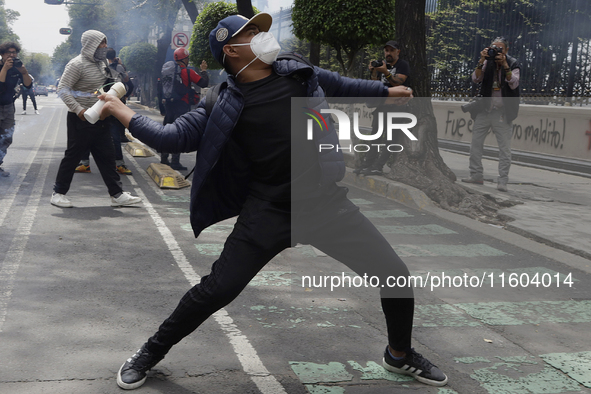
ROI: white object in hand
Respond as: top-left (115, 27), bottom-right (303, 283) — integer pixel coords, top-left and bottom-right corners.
top-left (84, 82), bottom-right (127, 124)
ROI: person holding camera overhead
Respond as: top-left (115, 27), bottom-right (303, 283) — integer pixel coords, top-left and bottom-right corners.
top-left (0, 41), bottom-right (33, 177)
top-left (461, 37), bottom-right (520, 192)
top-left (355, 40), bottom-right (410, 176)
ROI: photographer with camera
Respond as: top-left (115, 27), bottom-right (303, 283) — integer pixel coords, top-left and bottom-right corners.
top-left (355, 40), bottom-right (410, 176)
top-left (0, 41), bottom-right (33, 177)
top-left (461, 37), bottom-right (520, 192)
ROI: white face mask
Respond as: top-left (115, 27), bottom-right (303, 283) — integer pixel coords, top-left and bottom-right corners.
top-left (229, 31), bottom-right (281, 76)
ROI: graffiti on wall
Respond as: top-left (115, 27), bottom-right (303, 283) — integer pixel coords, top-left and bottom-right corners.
top-left (443, 110), bottom-right (566, 150)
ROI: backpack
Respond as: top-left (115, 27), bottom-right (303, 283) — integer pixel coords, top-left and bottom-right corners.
top-left (161, 61), bottom-right (199, 104)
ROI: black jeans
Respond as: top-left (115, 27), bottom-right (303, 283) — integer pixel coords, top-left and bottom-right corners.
top-left (53, 112), bottom-right (122, 196)
top-left (146, 188), bottom-right (414, 356)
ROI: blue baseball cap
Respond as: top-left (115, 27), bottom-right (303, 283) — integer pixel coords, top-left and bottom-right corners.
top-left (209, 13), bottom-right (273, 65)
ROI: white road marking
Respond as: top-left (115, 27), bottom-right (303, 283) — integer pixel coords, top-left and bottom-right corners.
top-left (0, 109), bottom-right (62, 333)
top-left (126, 154), bottom-right (287, 394)
top-left (0, 110), bottom-right (59, 227)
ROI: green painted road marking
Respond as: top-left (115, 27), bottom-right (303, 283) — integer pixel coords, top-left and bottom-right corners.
top-left (362, 209), bottom-right (413, 218)
top-left (472, 361), bottom-right (582, 393)
top-left (415, 304), bottom-right (482, 327)
top-left (394, 244), bottom-right (507, 257)
top-left (415, 300), bottom-right (591, 327)
top-left (438, 389), bottom-right (460, 394)
top-left (181, 223), bottom-right (192, 232)
top-left (166, 207), bottom-right (190, 215)
top-left (348, 361), bottom-right (413, 382)
top-left (457, 300), bottom-right (591, 326)
top-left (249, 271), bottom-right (293, 287)
top-left (247, 304), bottom-right (356, 329)
top-left (455, 357), bottom-right (491, 364)
top-left (289, 361), bottom-right (353, 384)
top-left (161, 195), bottom-right (190, 203)
top-left (541, 351), bottom-right (591, 388)
top-left (202, 224), bottom-right (235, 234)
top-left (349, 198), bottom-right (374, 205)
top-left (194, 243), bottom-right (224, 256)
top-left (378, 224), bottom-right (457, 235)
top-left (304, 385), bottom-right (345, 394)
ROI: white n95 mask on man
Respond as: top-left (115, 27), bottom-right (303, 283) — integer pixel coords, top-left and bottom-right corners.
top-left (230, 32), bottom-right (281, 76)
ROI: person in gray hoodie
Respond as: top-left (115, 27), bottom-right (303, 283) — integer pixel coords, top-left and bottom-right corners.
top-left (51, 29), bottom-right (141, 208)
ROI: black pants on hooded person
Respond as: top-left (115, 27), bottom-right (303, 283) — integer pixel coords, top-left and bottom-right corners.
top-left (53, 112), bottom-right (123, 196)
top-left (145, 187), bottom-right (415, 356)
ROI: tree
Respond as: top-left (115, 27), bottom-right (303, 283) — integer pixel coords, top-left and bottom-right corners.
top-left (0, 0), bottom-right (19, 43)
top-left (291, 0), bottom-right (395, 76)
top-left (120, 42), bottom-right (157, 104)
top-left (389, 0), bottom-right (508, 221)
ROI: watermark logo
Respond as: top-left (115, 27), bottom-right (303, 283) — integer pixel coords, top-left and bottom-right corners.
top-left (304, 108), bottom-right (417, 153)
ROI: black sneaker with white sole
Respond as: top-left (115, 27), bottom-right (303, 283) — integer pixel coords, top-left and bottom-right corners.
top-left (117, 344), bottom-right (164, 390)
top-left (383, 347), bottom-right (448, 386)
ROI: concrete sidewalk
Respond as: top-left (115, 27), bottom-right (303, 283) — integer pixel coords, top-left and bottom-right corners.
top-left (342, 150), bottom-right (591, 271)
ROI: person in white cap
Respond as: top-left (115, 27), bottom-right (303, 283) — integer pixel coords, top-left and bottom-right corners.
top-left (102, 13), bottom-right (446, 390)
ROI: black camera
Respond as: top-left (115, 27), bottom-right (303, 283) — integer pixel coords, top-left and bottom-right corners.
top-left (486, 45), bottom-right (501, 60)
top-left (371, 60), bottom-right (384, 68)
top-left (461, 97), bottom-right (484, 114)
top-left (13, 58), bottom-right (22, 68)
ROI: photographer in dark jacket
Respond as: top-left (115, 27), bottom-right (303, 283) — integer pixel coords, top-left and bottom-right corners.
top-left (356, 40), bottom-right (410, 176)
top-left (461, 37), bottom-right (520, 192)
top-left (0, 41), bottom-right (32, 177)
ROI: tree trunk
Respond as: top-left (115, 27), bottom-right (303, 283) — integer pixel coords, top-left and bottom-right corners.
top-left (386, 0), bottom-right (509, 221)
top-left (181, 0), bottom-right (199, 23)
top-left (309, 42), bottom-right (321, 66)
top-left (236, 0), bottom-right (255, 18)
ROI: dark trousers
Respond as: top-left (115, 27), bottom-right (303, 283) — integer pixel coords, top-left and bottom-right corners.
top-left (161, 100), bottom-right (191, 163)
top-left (146, 188), bottom-right (414, 356)
top-left (22, 90), bottom-right (37, 110)
top-left (53, 112), bottom-right (122, 196)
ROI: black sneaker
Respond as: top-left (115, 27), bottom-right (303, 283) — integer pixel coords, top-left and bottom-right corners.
top-left (383, 347), bottom-right (448, 386)
top-left (352, 167), bottom-right (365, 174)
top-left (170, 162), bottom-right (188, 171)
top-left (0, 167), bottom-right (9, 177)
top-left (117, 344), bottom-right (164, 390)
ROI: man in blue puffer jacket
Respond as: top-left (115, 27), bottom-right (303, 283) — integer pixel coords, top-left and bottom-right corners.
top-left (102, 13), bottom-right (448, 391)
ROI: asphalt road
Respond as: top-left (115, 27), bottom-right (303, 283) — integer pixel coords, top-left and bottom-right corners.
top-left (0, 95), bottom-right (590, 394)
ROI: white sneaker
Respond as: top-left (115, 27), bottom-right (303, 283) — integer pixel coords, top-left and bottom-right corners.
top-left (21, 110), bottom-right (26, 115)
top-left (51, 192), bottom-right (73, 208)
top-left (35, 110), bottom-right (39, 115)
top-left (111, 192), bottom-right (142, 207)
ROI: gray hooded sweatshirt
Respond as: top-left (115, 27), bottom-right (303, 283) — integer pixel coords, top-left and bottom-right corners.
top-left (57, 30), bottom-right (109, 116)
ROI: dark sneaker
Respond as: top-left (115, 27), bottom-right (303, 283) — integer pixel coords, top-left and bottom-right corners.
top-left (383, 347), bottom-right (448, 386)
top-left (0, 167), bottom-right (9, 177)
top-left (352, 167), bottom-right (365, 174)
top-left (170, 162), bottom-right (188, 171)
top-left (361, 168), bottom-right (383, 176)
top-left (461, 176), bottom-right (483, 185)
top-left (117, 345), bottom-right (164, 390)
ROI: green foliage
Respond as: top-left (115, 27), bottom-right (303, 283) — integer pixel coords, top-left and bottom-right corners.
top-left (291, 0), bottom-right (395, 75)
top-left (21, 52), bottom-right (54, 85)
top-left (119, 42), bottom-right (157, 74)
top-left (190, 2), bottom-right (259, 70)
top-left (427, 0), bottom-right (591, 95)
top-left (51, 41), bottom-right (76, 78)
top-left (0, 0), bottom-right (19, 43)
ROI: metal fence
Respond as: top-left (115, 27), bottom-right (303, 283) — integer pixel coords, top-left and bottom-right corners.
top-left (427, 0), bottom-right (591, 105)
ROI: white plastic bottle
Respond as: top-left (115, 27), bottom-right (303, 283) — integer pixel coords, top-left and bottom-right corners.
top-left (84, 82), bottom-right (127, 124)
